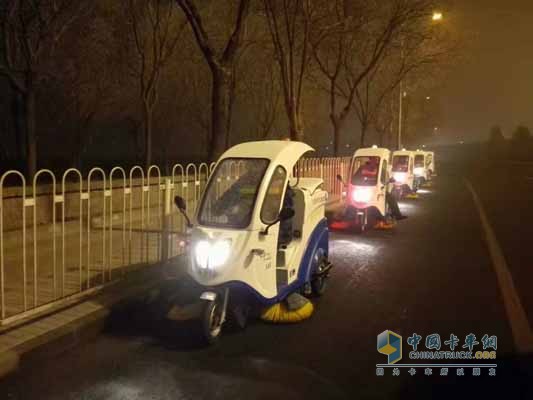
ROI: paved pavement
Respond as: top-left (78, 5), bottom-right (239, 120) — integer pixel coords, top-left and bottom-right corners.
top-left (0, 171), bottom-right (532, 399)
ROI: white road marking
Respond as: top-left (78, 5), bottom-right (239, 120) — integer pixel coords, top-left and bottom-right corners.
top-left (465, 178), bottom-right (533, 353)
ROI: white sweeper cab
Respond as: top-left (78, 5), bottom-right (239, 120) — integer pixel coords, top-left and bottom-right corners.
top-left (173, 140), bottom-right (332, 344)
top-left (335, 146), bottom-right (394, 232)
top-left (425, 151), bottom-right (435, 177)
top-left (413, 150), bottom-right (429, 187)
top-left (391, 149), bottom-right (418, 198)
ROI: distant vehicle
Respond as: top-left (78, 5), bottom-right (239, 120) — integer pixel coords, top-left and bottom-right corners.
top-left (391, 149), bottom-right (417, 198)
top-left (172, 140), bottom-right (332, 344)
top-left (336, 146), bottom-right (393, 232)
top-left (425, 151), bottom-right (436, 177)
top-left (414, 150), bottom-right (429, 186)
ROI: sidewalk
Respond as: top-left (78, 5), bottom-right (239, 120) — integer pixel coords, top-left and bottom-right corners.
top-left (0, 210), bottom-right (187, 321)
top-left (0, 196), bottom-right (342, 378)
top-left (0, 258), bottom-right (185, 378)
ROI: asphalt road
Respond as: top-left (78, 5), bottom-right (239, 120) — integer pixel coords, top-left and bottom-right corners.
top-left (1, 170), bottom-right (532, 399)
top-left (469, 161), bottom-right (533, 325)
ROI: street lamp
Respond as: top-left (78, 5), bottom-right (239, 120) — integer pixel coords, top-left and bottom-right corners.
top-left (397, 12), bottom-right (443, 150)
top-left (432, 12), bottom-right (443, 21)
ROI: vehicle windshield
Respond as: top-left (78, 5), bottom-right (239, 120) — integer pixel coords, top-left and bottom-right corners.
top-left (392, 155), bottom-right (409, 172)
top-left (351, 156), bottom-right (380, 186)
top-left (198, 158), bottom-right (269, 229)
top-left (415, 155), bottom-right (425, 168)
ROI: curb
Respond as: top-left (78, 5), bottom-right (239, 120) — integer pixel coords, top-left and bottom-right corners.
top-left (0, 350), bottom-right (19, 378)
top-left (0, 260), bottom-right (185, 379)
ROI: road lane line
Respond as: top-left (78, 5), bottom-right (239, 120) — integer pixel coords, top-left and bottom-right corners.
top-left (465, 178), bottom-right (533, 353)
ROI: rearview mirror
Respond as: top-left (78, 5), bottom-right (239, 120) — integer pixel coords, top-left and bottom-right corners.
top-left (174, 196), bottom-right (192, 228)
top-left (261, 207), bottom-right (295, 236)
top-left (174, 196), bottom-right (186, 211)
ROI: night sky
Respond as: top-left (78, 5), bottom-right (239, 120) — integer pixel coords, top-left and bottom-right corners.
top-left (438, 0), bottom-right (533, 143)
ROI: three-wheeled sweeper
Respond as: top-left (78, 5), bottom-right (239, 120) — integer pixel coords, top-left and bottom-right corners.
top-left (413, 150), bottom-right (429, 188)
top-left (391, 149), bottom-right (418, 199)
top-left (334, 146), bottom-right (394, 232)
top-left (171, 140), bottom-right (332, 344)
top-left (425, 151), bottom-right (435, 178)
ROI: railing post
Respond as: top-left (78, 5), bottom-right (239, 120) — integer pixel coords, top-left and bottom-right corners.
top-left (161, 178), bottom-right (172, 262)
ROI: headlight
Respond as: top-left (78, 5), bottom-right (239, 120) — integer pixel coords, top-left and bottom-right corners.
top-left (351, 187), bottom-right (373, 203)
top-left (194, 239), bottom-right (232, 269)
top-left (393, 172), bottom-right (407, 183)
top-left (414, 167), bottom-right (424, 176)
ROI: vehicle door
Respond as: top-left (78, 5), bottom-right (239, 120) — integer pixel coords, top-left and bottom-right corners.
top-left (253, 165), bottom-right (288, 292)
top-left (378, 159), bottom-right (388, 214)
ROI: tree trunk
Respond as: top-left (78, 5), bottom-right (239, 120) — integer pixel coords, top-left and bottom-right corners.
top-left (360, 123), bottom-right (368, 147)
top-left (143, 101), bottom-right (153, 168)
top-left (25, 89), bottom-right (37, 179)
top-left (287, 104), bottom-right (304, 142)
top-left (10, 86), bottom-right (25, 161)
top-left (210, 66), bottom-right (232, 161)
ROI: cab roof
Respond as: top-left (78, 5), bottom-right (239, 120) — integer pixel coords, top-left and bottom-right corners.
top-left (219, 140), bottom-right (314, 170)
top-left (393, 149), bottom-right (415, 156)
top-left (353, 147), bottom-right (390, 159)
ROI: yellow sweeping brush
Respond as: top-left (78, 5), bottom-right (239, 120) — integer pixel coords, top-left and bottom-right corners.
top-left (260, 293), bottom-right (314, 323)
top-left (375, 220), bottom-right (395, 230)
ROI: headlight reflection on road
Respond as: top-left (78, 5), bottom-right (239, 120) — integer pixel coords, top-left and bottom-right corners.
top-left (332, 240), bottom-right (379, 257)
top-left (396, 202), bottom-right (418, 211)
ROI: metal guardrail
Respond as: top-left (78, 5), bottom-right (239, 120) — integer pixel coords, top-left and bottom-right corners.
top-left (0, 157), bottom-right (348, 325)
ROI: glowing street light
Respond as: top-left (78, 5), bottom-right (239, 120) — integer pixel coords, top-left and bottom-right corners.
top-left (432, 12), bottom-right (443, 21)
top-left (397, 11), bottom-right (443, 149)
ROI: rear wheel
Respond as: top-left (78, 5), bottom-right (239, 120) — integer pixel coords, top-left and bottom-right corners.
top-left (311, 257), bottom-right (329, 297)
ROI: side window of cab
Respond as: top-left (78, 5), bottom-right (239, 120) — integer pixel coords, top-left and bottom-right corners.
top-left (261, 166), bottom-right (287, 224)
top-left (380, 160), bottom-right (388, 184)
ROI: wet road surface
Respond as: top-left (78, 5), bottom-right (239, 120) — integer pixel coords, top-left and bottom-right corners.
top-left (469, 161), bottom-right (533, 325)
top-left (1, 172), bottom-right (532, 399)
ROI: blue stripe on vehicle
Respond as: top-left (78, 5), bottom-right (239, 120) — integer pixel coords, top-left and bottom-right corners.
top-left (208, 218), bottom-right (329, 307)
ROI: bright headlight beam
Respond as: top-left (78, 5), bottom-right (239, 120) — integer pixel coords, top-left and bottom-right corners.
top-left (414, 167), bottom-right (425, 176)
top-left (352, 187), bottom-right (373, 203)
top-left (194, 239), bottom-right (231, 269)
top-left (210, 240), bottom-right (231, 268)
top-left (195, 240), bottom-right (211, 269)
top-left (393, 172), bottom-right (407, 183)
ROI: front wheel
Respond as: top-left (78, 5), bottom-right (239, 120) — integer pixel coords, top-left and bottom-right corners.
top-left (198, 300), bottom-right (224, 345)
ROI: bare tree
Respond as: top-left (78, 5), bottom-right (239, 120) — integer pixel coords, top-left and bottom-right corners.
top-left (353, 52), bottom-right (410, 146)
top-left (237, 43), bottom-right (282, 140)
top-left (310, 0), bottom-right (433, 155)
top-left (176, 0), bottom-right (251, 160)
top-left (126, 0), bottom-right (186, 167)
top-left (0, 0), bottom-right (89, 177)
top-left (373, 91), bottom-right (396, 147)
top-left (367, 3), bottom-right (458, 149)
top-left (263, 0), bottom-right (315, 141)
